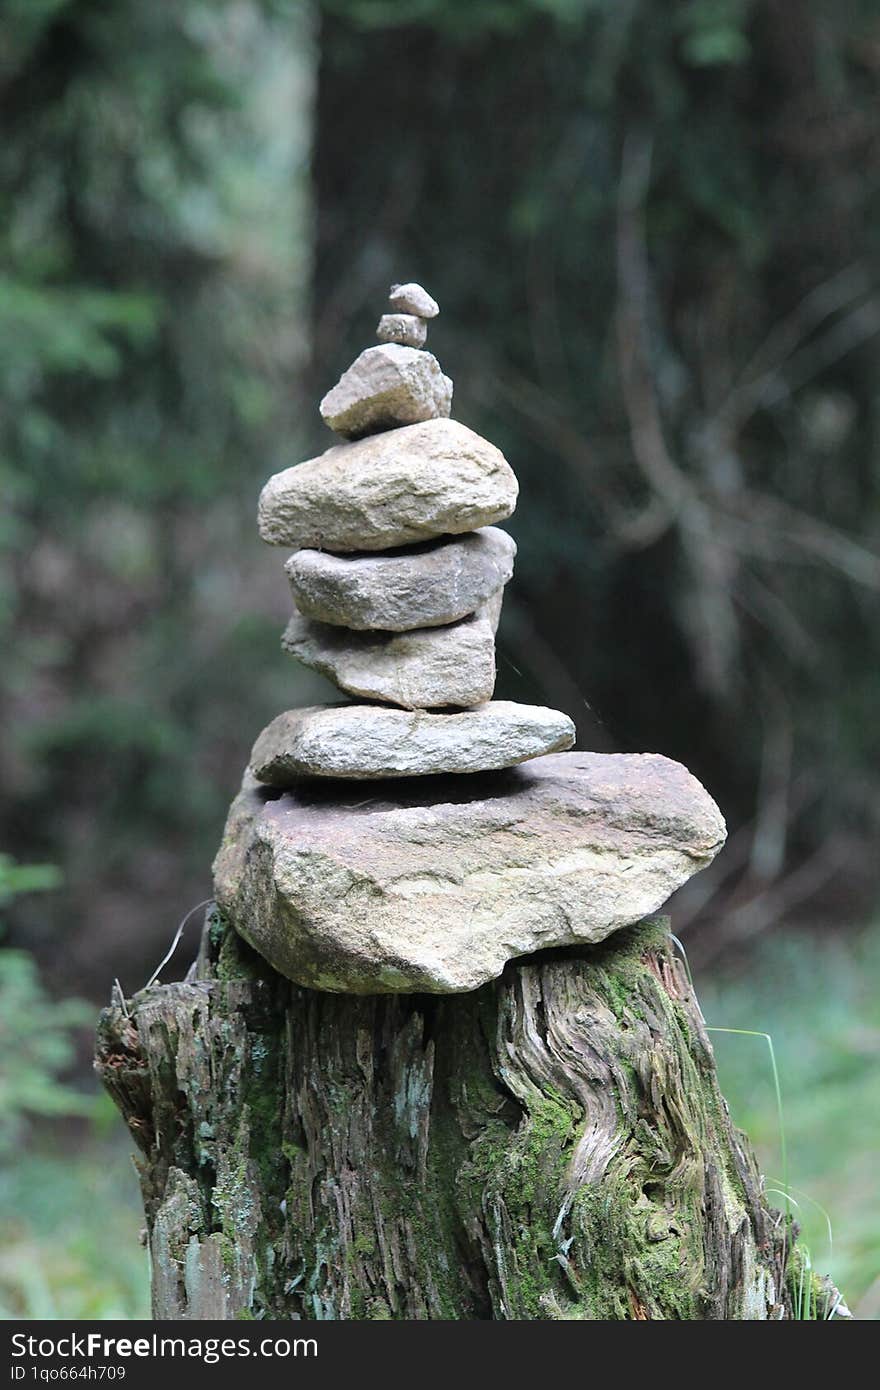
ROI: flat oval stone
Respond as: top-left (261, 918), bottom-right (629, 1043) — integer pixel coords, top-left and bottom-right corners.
top-left (258, 418), bottom-right (518, 552)
top-left (285, 527), bottom-right (516, 631)
top-left (213, 751), bottom-right (727, 993)
top-left (320, 344), bottom-right (451, 438)
top-left (248, 700), bottom-right (575, 782)
top-left (281, 605), bottom-right (498, 709)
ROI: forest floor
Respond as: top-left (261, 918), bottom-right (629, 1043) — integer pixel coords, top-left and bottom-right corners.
top-left (699, 921), bottom-right (880, 1319)
top-left (1, 925), bottom-right (877, 1321)
top-left (0, 1106), bottom-right (148, 1319)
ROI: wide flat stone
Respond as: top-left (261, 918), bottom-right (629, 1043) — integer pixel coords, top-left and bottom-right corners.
top-left (320, 344), bottom-right (451, 438)
top-left (258, 418), bottom-right (518, 552)
top-left (281, 603), bottom-right (498, 709)
top-left (249, 700), bottom-right (575, 783)
top-left (213, 751), bottom-right (727, 993)
top-left (285, 527), bottom-right (516, 631)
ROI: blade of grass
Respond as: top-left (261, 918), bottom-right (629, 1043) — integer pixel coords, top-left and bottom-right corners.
top-left (703, 1026), bottom-right (788, 1225)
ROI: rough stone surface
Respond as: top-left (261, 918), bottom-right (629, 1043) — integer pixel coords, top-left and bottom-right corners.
top-left (320, 344), bottom-right (451, 438)
top-left (258, 418), bottom-right (518, 552)
top-left (388, 282), bottom-right (439, 318)
top-left (281, 604), bottom-right (498, 709)
top-left (285, 527), bottom-right (516, 631)
top-left (248, 700), bottom-right (575, 783)
top-left (213, 751), bottom-right (727, 992)
top-left (376, 313), bottom-right (427, 348)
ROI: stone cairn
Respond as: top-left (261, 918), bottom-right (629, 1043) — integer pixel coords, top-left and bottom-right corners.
top-left (255, 280), bottom-right (575, 777)
top-left (214, 282), bottom-right (728, 993)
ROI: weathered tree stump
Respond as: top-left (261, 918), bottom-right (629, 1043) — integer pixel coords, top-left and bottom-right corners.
top-left (95, 908), bottom-right (837, 1320)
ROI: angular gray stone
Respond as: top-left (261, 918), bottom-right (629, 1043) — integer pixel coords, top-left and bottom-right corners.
top-left (213, 751), bottom-right (727, 993)
top-left (376, 313), bottom-right (427, 348)
top-left (388, 282), bottom-right (439, 318)
top-left (281, 604), bottom-right (498, 709)
top-left (249, 700), bottom-right (575, 783)
top-left (258, 418), bottom-right (518, 552)
top-left (284, 527), bottom-right (516, 631)
top-left (320, 344), bottom-right (451, 438)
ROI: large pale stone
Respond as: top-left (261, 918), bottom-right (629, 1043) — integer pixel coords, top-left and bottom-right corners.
top-left (285, 527), bottom-right (516, 631)
top-left (258, 418), bottom-right (518, 552)
top-left (213, 751), bottom-right (727, 993)
top-left (281, 604), bottom-right (498, 709)
top-left (249, 700), bottom-right (575, 782)
top-left (320, 344), bottom-right (451, 438)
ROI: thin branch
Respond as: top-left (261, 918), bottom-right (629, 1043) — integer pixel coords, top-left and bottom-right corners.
top-left (738, 490), bottom-right (880, 590)
top-left (615, 131), bottom-right (692, 513)
top-left (718, 263), bottom-right (872, 430)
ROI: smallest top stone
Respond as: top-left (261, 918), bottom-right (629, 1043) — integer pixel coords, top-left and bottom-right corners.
top-left (389, 282), bottom-right (439, 318)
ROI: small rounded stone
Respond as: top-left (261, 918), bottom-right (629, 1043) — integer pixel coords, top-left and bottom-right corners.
top-left (319, 344), bottom-right (450, 439)
top-left (389, 282), bottom-right (439, 318)
top-left (376, 313), bottom-right (427, 348)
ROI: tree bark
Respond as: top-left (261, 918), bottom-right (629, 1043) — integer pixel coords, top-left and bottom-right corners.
top-left (96, 908), bottom-right (831, 1320)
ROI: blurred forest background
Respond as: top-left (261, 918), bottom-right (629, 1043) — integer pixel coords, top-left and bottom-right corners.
top-left (1, 0), bottom-right (879, 1318)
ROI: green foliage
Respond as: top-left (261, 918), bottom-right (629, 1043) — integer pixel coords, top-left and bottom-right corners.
top-left (0, 855), bottom-right (61, 906)
top-left (0, 949), bottom-right (95, 1156)
top-left (0, 1115), bottom-right (149, 1319)
top-left (0, 856), bottom-right (135, 1317)
top-left (676, 0), bottom-right (753, 67)
top-left (0, 857), bottom-right (95, 1156)
top-left (321, 0), bottom-right (600, 39)
top-left (700, 925), bottom-right (880, 1317)
top-left (0, 0), bottom-right (314, 984)
top-left (326, 0), bottom-right (754, 56)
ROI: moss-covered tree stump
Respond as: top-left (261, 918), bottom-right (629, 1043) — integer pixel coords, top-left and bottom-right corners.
top-left (96, 910), bottom-right (825, 1320)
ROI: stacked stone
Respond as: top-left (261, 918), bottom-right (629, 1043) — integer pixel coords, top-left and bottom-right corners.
top-left (252, 282), bottom-right (576, 782)
top-left (213, 280), bottom-right (727, 993)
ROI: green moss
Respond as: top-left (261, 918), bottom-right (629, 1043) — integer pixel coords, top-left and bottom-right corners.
top-left (352, 1232), bottom-right (376, 1258)
top-left (215, 920), bottom-right (277, 984)
top-left (785, 1243), bottom-right (835, 1319)
top-left (366, 1298), bottom-right (393, 1319)
top-left (446, 917), bottom-right (777, 1320)
top-left (142, 910), bottom-right (788, 1319)
top-left (455, 1088), bottom-right (579, 1317)
top-left (207, 906), bottom-right (226, 953)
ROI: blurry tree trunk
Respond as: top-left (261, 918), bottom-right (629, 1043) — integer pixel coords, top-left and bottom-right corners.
top-left (94, 910), bottom-right (835, 1320)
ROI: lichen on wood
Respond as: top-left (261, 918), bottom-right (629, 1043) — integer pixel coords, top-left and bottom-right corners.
top-left (96, 908), bottom-right (834, 1320)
